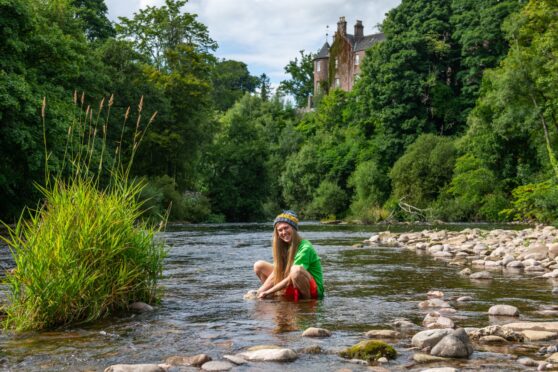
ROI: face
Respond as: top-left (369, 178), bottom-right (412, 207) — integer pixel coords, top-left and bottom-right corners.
top-left (276, 222), bottom-right (293, 244)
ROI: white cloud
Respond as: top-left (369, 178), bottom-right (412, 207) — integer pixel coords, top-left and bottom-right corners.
top-left (105, 0), bottom-right (401, 84)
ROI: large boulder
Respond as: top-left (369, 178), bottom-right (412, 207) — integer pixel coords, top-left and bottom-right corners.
top-left (412, 329), bottom-right (453, 350)
top-left (430, 328), bottom-right (473, 358)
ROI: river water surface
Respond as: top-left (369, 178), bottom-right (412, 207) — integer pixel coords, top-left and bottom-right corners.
top-left (0, 222), bottom-right (556, 371)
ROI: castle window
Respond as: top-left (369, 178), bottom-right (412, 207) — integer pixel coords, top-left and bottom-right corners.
top-left (335, 78), bottom-right (340, 87)
top-left (355, 54), bottom-right (360, 65)
top-left (335, 58), bottom-right (339, 69)
top-left (317, 61), bottom-right (321, 72)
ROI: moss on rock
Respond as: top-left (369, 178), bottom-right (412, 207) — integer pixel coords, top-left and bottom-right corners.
top-left (339, 340), bottom-right (397, 362)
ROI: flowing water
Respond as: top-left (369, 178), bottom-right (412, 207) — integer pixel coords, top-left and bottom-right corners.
top-left (0, 222), bottom-right (556, 371)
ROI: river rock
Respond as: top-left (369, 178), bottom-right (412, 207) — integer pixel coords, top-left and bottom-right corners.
top-left (419, 298), bottom-right (451, 309)
top-left (427, 290), bottom-right (444, 299)
top-left (365, 329), bottom-right (400, 338)
top-left (506, 261), bottom-right (524, 268)
top-left (542, 270), bottom-right (558, 278)
top-left (547, 353), bottom-right (558, 363)
top-left (201, 361), bottom-right (233, 371)
top-left (430, 328), bottom-right (474, 358)
top-left (165, 354), bottom-right (211, 366)
top-left (423, 312), bottom-right (454, 329)
top-left (470, 271), bottom-right (492, 280)
top-left (246, 345), bottom-right (281, 351)
top-left (412, 353), bottom-right (451, 363)
top-left (479, 335), bottom-right (508, 344)
top-left (222, 355), bottom-right (246, 365)
top-left (457, 296), bottom-right (473, 302)
top-left (548, 243), bottom-right (558, 259)
top-left (104, 365), bottom-right (167, 372)
top-left (302, 327), bottom-right (331, 338)
top-left (129, 302), bottom-right (154, 313)
top-left (239, 348), bottom-right (297, 362)
top-left (459, 268), bottom-right (471, 276)
top-left (469, 325), bottom-right (524, 342)
top-left (488, 304), bottom-right (520, 317)
top-left (522, 330), bottom-right (558, 341)
top-left (419, 368), bottom-right (458, 372)
top-left (412, 329), bottom-right (454, 350)
top-left (392, 318), bottom-right (422, 333)
top-left (504, 322), bottom-right (558, 334)
top-left (518, 357), bottom-right (539, 367)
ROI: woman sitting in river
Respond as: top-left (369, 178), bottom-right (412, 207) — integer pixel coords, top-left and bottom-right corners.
top-left (254, 210), bottom-right (324, 301)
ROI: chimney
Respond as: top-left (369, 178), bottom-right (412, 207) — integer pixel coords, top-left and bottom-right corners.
top-left (354, 20), bottom-right (363, 40)
top-left (337, 16), bottom-right (347, 36)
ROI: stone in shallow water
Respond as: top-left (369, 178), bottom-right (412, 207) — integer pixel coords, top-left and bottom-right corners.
top-left (479, 335), bottom-right (508, 344)
top-left (339, 340), bottom-right (397, 362)
top-left (503, 322), bottom-right (558, 333)
top-left (457, 296), bottom-right (473, 302)
top-left (222, 355), bottom-right (246, 365)
top-left (518, 357), bottom-right (538, 367)
top-left (411, 329), bottom-right (453, 350)
top-left (430, 328), bottom-right (473, 358)
top-left (420, 368), bottom-right (458, 372)
top-left (165, 354), bottom-right (211, 366)
top-left (365, 329), bottom-right (400, 338)
top-left (302, 327), bottom-right (331, 338)
top-left (418, 298), bottom-right (451, 309)
top-left (469, 325), bottom-right (524, 342)
top-left (459, 268), bottom-right (471, 276)
top-left (522, 330), bottom-right (558, 342)
top-left (201, 361), bottom-right (234, 371)
top-left (488, 304), bottom-right (520, 317)
top-left (427, 290), bottom-right (444, 298)
top-left (104, 364), bottom-right (166, 372)
top-left (470, 271), bottom-right (493, 280)
top-left (239, 348), bottom-right (297, 362)
top-left (243, 290), bottom-right (258, 300)
top-left (129, 302), bottom-right (154, 313)
top-left (412, 352), bottom-right (451, 363)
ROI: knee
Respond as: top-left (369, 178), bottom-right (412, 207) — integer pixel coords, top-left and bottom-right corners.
top-left (289, 265), bottom-right (304, 280)
top-left (254, 260), bottom-right (267, 274)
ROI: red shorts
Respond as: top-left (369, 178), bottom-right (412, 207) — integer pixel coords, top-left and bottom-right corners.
top-left (284, 276), bottom-right (318, 302)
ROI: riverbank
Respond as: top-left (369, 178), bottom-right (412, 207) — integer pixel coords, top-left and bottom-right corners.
top-left (365, 224), bottom-right (558, 284)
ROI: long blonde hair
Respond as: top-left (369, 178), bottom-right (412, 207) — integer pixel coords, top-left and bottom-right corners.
top-left (272, 225), bottom-right (301, 286)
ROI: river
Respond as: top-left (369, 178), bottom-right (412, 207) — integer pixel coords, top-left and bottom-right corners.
top-left (0, 222), bottom-right (554, 371)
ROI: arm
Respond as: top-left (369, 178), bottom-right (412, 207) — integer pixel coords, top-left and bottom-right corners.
top-left (257, 273), bottom-right (275, 294)
top-left (257, 276), bottom-right (291, 299)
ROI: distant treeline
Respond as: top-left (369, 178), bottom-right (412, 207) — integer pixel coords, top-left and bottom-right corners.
top-left (1, 0), bottom-right (557, 225)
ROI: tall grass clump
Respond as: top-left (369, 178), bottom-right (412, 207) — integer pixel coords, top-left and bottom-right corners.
top-left (1, 94), bottom-right (166, 332)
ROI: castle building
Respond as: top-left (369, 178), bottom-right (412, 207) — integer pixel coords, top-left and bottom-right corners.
top-left (314, 17), bottom-right (384, 95)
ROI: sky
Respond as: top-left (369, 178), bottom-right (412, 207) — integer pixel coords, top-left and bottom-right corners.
top-left (105, 0), bottom-right (401, 87)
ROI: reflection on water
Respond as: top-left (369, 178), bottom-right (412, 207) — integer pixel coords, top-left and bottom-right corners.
top-left (0, 222), bottom-right (553, 371)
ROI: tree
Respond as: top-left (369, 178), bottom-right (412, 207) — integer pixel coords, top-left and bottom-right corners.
top-left (71, 0), bottom-right (115, 40)
top-left (279, 50), bottom-right (313, 108)
top-left (116, 0), bottom-right (216, 70)
top-left (211, 59), bottom-right (258, 111)
top-left (258, 73), bottom-right (271, 101)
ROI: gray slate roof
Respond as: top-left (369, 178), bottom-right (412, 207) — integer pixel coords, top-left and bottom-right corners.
top-left (314, 32), bottom-right (385, 60)
top-left (315, 42), bottom-right (330, 59)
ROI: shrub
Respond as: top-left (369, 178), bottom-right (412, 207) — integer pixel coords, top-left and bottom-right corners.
top-left (307, 180), bottom-right (348, 219)
top-left (390, 134), bottom-right (457, 209)
top-left (501, 180), bottom-right (558, 224)
top-left (1, 96), bottom-right (166, 331)
top-left (348, 160), bottom-right (391, 222)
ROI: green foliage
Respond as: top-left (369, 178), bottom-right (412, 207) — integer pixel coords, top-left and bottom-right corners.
top-left (2, 96), bottom-right (166, 332)
top-left (501, 180), bottom-right (558, 224)
top-left (279, 50), bottom-right (314, 108)
top-left (71, 0), bottom-right (115, 40)
top-left (435, 154), bottom-right (509, 222)
top-left (307, 180), bottom-right (348, 219)
top-left (211, 59), bottom-right (259, 111)
top-left (348, 160), bottom-right (391, 221)
top-left (140, 175), bottom-right (211, 222)
top-left (390, 134), bottom-right (457, 209)
top-left (340, 340), bottom-right (397, 362)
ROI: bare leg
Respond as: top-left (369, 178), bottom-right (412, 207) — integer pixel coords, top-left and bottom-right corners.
top-left (289, 265), bottom-right (314, 299)
top-left (254, 260), bottom-right (273, 284)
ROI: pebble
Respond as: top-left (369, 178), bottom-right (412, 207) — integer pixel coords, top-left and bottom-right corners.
top-left (456, 296), bottom-right (473, 302)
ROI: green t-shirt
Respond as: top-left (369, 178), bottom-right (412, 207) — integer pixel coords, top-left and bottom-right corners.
top-left (293, 239), bottom-right (324, 297)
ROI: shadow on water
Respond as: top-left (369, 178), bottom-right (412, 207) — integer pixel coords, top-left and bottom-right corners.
top-left (0, 222), bottom-right (553, 371)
